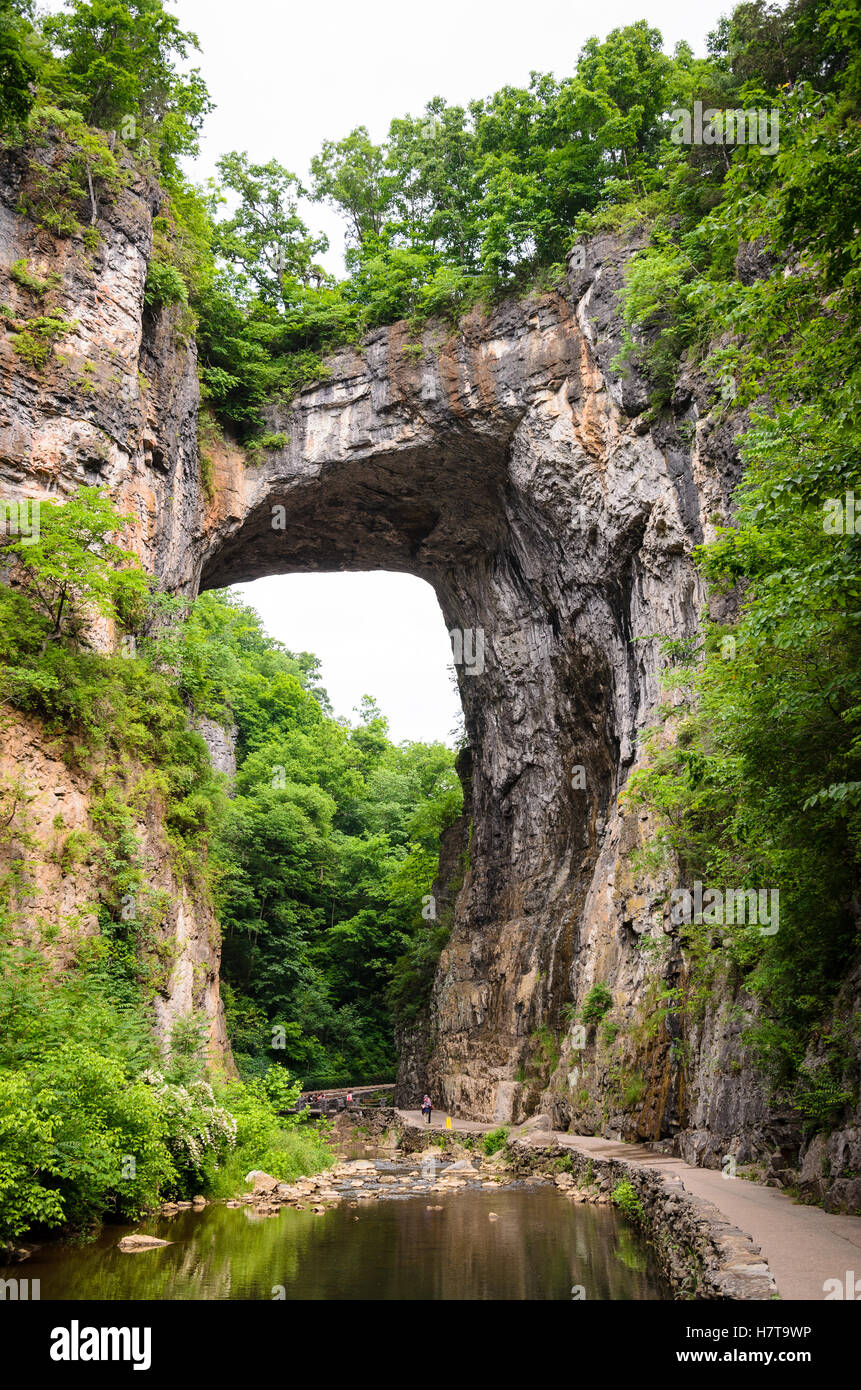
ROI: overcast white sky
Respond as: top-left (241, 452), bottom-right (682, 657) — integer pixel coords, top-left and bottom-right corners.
top-left (51, 0), bottom-right (721, 743)
top-left (233, 572), bottom-right (463, 745)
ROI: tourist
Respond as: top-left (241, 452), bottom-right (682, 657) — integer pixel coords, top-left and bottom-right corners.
top-left (421, 1094), bottom-right (432, 1124)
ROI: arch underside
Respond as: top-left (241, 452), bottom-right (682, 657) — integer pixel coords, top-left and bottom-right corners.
top-left (190, 284), bottom-right (715, 1123)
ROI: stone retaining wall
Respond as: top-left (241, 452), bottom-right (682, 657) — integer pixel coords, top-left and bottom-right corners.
top-left (330, 1107), bottom-right (399, 1141)
top-left (508, 1138), bottom-right (777, 1300)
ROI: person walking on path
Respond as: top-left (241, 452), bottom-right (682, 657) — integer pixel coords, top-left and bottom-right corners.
top-left (421, 1094), bottom-right (432, 1124)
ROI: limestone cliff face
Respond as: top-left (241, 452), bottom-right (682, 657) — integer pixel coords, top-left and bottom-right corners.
top-left (0, 710), bottom-right (229, 1057)
top-left (1, 140), bottom-right (858, 1204)
top-left (183, 236), bottom-right (773, 1168)
top-left (0, 142), bottom-right (227, 1059)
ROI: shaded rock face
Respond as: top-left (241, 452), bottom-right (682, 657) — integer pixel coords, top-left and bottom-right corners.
top-left (194, 716), bottom-right (237, 783)
top-left (4, 148), bottom-right (858, 1198)
top-left (185, 235), bottom-right (744, 1134)
top-left (0, 147), bottom-right (202, 589)
top-left (395, 748), bottom-right (473, 1109)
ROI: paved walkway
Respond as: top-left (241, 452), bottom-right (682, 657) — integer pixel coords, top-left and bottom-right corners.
top-left (398, 1109), bottom-right (492, 1134)
top-left (396, 1110), bottom-right (861, 1300)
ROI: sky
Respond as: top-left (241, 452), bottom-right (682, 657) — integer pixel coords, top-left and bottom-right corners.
top-left (48, 0), bottom-right (721, 744)
top-left (233, 572), bottom-right (463, 745)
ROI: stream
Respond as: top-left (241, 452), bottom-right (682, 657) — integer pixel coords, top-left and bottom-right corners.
top-left (3, 1158), bottom-right (671, 1300)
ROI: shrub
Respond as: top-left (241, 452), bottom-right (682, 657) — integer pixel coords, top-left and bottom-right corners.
top-left (482, 1125), bottom-right (509, 1156)
top-left (207, 1072), bottom-right (331, 1194)
top-left (35, 1045), bottom-right (179, 1227)
top-left (580, 983), bottom-right (613, 1027)
top-left (0, 1072), bottom-right (64, 1240)
top-left (144, 258), bottom-right (189, 309)
top-left (10, 311), bottom-right (77, 367)
top-left (790, 1063), bottom-right (852, 1134)
top-left (9, 258), bottom-right (60, 296)
top-left (612, 1179), bottom-right (645, 1221)
top-left (0, 942), bottom-right (330, 1240)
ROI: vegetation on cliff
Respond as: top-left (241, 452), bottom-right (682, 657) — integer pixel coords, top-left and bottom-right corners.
top-left (1, 0), bottom-right (860, 1234)
top-left (604, 5), bottom-right (861, 1116)
top-left (0, 488), bottom-right (459, 1238)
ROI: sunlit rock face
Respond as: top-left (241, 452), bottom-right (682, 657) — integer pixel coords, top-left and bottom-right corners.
top-left (1, 144), bottom-right (794, 1169)
top-left (0, 147), bottom-right (231, 1061)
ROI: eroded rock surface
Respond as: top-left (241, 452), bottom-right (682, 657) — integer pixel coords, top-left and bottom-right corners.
top-left (2, 143), bottom-right (857, 1202)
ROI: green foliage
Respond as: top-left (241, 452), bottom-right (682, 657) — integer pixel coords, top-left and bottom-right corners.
top-left (40, 0), bottom-right (212, 176)
top-left (1, 486), bottom-right (148, 650)
top-left (207, 1070), bottom-right (331, 1194)
top-left (0, 940), bottom-right (328, 1240)
top-left (9, 257), bottom-right (60, 295)
top-left (602, 1), bottom-right (861, 1110)
top-left (614, 242), bottom-right (702, 402)
top-left (482, 1125), bottom-right (510, 1156)
top-left (110, 588), bottom-right (462, 1083)
top-left (210, 151), bottom-right (327, 306)
top-left (2, 0), bottom-right (858, 1234)
top-left (0, 2), bottom-right (39, 133)
top-left (196, 593), bottom-right (463, 1082)
top-left (612, 1179), bottom-right (645, 1222)
top-left (621, 1073), bottom-right (646, 1107)
top-left (143, 257), bottom-right (188, 309)
top-left (196, 17), bottom-right (772, 437)
top-left (790, 1062), bottom-right (854, 1134)
top-left (529, 1023), bottom-right (560, 1075)
top-left (387, 919), bottom-right (451, 1027)
top-left (0, 1071), bottom-right (65, 1239)
top-left (10, 310), bottom-right (77, 367)
top-left (0, 492), bottom-right (225, 921)
top-left (243, 430), bottom-right (289, 463)
top-left (14, 101), bottom-right (122, 237)
top-left (581, 983), bottom-right (614, 1027)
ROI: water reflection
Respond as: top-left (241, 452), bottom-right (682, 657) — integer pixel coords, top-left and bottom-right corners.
top-left (3, 1188), bottom-right (671, 1301)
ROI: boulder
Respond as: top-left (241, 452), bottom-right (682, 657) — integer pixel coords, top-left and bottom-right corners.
top-left (118, 1235), bottom-right (172, 1253)
top-left (516, 1114), bottom-right (552, 1135)
top-left (247, 1172), bottom-right (280, 1194)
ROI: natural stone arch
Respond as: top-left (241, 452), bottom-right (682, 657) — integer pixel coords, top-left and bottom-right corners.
top-left (0, 145), bottom-right (776, 1142)
top-left (190, 253), bottom-right (722, 1123)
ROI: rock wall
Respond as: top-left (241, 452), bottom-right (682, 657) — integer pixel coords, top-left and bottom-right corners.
top-left (0, 710), bottom-right (230, 1059)
top-left (1, 137), bottom-right (858, 1202)
top-left (0, 141), bottom-right (228, 1059)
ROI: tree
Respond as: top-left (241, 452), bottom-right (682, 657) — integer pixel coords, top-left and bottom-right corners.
top-left (2, 486), bottom-right (148, 649)
top-left (310, 126), bottom-right (394, 245)
top-left (41, 0), bottom-right (211, 171)
top-left (0, 0), bottom-right (40, 133)
top-left (211, 152), bottom-right (329, 307)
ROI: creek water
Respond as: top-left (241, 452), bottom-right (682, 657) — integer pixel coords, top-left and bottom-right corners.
top-left (5, 1181), bottom-right (671, 1300)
